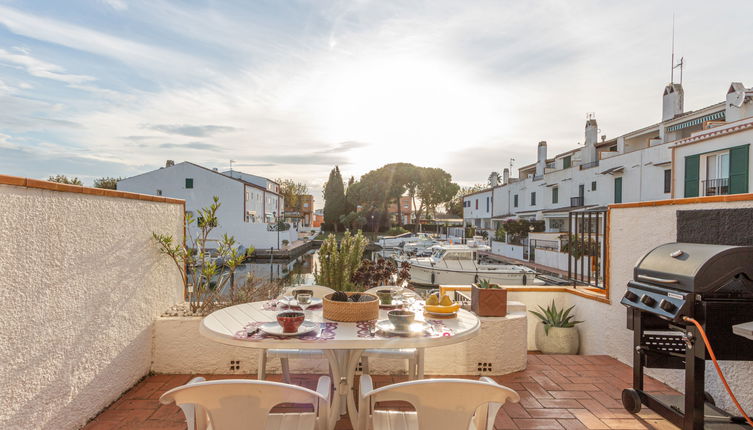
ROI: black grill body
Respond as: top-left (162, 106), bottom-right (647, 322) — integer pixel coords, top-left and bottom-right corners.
top-left (621, 242), bottom-right (753, 430)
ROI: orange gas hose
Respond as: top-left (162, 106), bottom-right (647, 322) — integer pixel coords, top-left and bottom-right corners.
top-left (682, 316), bottom-right (753, 427)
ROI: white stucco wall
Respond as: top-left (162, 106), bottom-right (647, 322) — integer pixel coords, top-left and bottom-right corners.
top-left (533, 249), bottom-right (569, 272)
top-left (576, 199), bottom-right (753, 414)
top-left (491, 241), bottom-right (525, 261)
top-left (0, 183), bottom-right (184, 430)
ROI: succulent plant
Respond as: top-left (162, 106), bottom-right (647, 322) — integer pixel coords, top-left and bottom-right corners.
top-left (530, 300), bottom-right (583, 335)
top-left (349, 293), bottom-right (362, 302)
top-left (358, 295), bottom-right (374, 302)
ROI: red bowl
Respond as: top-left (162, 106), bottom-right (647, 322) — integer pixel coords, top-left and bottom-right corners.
top-left (277, 311), bottom-right (305, 333)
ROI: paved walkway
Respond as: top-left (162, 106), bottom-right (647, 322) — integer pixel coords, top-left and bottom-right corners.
top-left (83, 354), bottom-right (678, 430)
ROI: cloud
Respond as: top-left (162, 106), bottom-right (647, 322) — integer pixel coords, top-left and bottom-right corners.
top-left (146, 124), bottom-right (238, 137)
top-left (0, 48), bottom-right (95, 85)
top-left (316, 140), bottom-right (369, 154)
top-left (159, 141), bottom-right (223, 151)
top-left (101, 0), bottom-right (127, 11)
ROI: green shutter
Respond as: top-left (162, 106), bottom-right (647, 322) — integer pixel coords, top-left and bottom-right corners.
top-left (563, 156), bottom-right (571, 169)
top-left (185, 178), bottom-right (194, 189)
top-left (552, 187), bottom-right (558, 204)
top-left (729, 145), bottom-right (749, 194)
top-left (683, 155), bottom-right (700, 197)
top-left (614, 177), bottom-right (622, 203)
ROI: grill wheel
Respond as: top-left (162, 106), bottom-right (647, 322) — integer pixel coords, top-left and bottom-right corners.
top-left (622, 389), bottom-right (642, 413)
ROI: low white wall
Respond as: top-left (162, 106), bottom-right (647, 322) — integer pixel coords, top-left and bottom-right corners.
top-left (491, 241), bottom-right (525, 260)
top-left (0, 182), bottom-right (184, 430)
top-left (152, 311), bottom-right (527, 376)
top-left (533, 249), bottom-right (569, 271)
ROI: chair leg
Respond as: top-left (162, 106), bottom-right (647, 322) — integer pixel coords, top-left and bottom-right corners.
top-left (408, 357), bottom-right (416, 380)
top-left (416, 348), bottom-right (425, 379)
top-left (280, 358), bottom-right (292, 384)
top-left (257, 350), bottom-right (267, 380)
top-left (360, 357), bottom-right (369, 375)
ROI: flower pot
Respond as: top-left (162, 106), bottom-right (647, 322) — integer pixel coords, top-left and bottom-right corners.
top-left (471, 284), bottom-right (508, 317)
top-left (535, 323), bottom-right (579, 354)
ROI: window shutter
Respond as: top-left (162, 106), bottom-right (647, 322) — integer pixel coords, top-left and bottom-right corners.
top-left (729, 144), bottom-right (749, 194)
top-left (614, 177), bottom-right (623, 203)
top-left (683, 155), bottom-right (700, 198)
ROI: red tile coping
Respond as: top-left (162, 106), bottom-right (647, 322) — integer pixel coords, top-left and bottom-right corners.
top-left (0, 174), bottom-right (184, 205)
top-left (83, 354), bottom-right (678, 430)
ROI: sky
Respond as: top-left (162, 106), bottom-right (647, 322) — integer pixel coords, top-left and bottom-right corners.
top-left (1, 0), bottom-right (752, 206)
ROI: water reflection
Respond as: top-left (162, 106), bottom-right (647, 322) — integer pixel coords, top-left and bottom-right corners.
top-left (235, 249), bottom-right (319, 286)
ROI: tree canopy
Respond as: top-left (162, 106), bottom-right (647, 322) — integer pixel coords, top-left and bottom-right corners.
top-left (93, 177), bottom-right (122, 189)
top-left (323, 166), bottom-right (347, 231)
top-left (446, 184), bottom-right (486, 217)
top-left (275, 178), bottom-right (308, 211)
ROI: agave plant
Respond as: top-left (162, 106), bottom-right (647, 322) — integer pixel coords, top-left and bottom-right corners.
top-left (529, 300), bottom-right (583, 335)
top-left (475, 279), bottom-right (501, 289)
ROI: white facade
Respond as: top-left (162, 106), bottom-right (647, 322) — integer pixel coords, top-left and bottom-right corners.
top-left (118, 162), bottom-right (294, 249)
top-left (462, 189), bottom-right (493, 229)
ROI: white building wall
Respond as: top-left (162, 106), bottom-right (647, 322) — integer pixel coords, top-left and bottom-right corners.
top-left (462, 190), bottom-right (492, 227)
top-left (118, 163), bottom-right (294, 249)
top-left (0, 182), bottom-right (183, 430)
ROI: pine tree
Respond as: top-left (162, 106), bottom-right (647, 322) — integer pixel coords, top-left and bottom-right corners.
top-left (323, 166), bottom-right (347, 232)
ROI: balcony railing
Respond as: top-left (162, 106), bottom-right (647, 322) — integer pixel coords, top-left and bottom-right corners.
top-left (702, 178), bottom-right (729, 196)
top-left (570, 196), bottom-right (584, 207)
top-left (579, 160), bottom-right (600, 170)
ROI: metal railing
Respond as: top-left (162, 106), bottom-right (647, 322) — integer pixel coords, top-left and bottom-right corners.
top-left (702, 178), bottom-right (729, 196)
top-left (567, 210), bottom-right (607, 289)
top-left (579, 160), bottom-right (600, 170)
top-left (570, 196), bottom-right (584, 207)
top-left (530, 239), bottom-right (559, 251)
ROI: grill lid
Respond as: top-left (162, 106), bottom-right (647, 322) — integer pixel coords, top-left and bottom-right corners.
top-left (634, 242), bottom-right (753, 294)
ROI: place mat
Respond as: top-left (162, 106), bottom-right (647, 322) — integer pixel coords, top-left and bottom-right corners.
top-left (261, 300), bottom-right (323, 311)
top-left (234, 322), bottom-right (337, 341)
top-left (422, 311), bottom-right (457, 320)
top-left (355, 320), bottom-right (454, 338)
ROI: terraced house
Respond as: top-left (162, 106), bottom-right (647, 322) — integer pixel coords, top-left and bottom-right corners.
top-left (464, 81), bottom-right (753, 280)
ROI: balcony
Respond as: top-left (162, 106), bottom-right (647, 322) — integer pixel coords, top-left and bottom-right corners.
top-left (579, 160), bottom-right (600, 170)
top-left (703, 177), bottom-right (730, 196)
top-left (570, 196), bottom-right (584, 206)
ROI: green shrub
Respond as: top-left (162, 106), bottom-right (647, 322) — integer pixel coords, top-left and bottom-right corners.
top-left (314, 230), bottom-right (368, 291)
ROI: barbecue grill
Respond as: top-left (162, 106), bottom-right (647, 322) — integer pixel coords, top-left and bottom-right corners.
top-left (621, 242), bottom-right (753, 430)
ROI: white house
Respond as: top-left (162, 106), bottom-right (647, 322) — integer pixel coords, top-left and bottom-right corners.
top-left (118, 161), bottom-right (295, 250)
top-left (465, 81), bottom-right (753, 278)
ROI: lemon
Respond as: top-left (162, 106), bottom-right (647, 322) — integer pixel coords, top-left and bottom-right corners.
top-left (439, 295), bottom-right (453, 306)
top-left (426, 293), bottom-right (440, 306)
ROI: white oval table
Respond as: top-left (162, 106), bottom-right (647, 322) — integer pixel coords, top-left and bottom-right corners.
top-left (201, 300), bottom-right (481, 429)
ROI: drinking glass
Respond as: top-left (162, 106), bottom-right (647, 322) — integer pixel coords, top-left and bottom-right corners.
top-left (281, 292), bottom-right (294, 307)
top-left (297, 293), bottom-right (312, 313)
top-left (391, 288), bottom-right (403, 306)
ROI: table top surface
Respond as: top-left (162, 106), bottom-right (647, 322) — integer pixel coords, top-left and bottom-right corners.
top-left (201, 299), bottom-right (481, 350)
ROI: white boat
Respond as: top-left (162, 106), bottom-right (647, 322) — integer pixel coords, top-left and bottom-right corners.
top-left (377, 232), bottom-right (432, 248)
top-left (402, 234), bottom-right (442, 255)
top-left (408, 245), bottom-right (535, 286)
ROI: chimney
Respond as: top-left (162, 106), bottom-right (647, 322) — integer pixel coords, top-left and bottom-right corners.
top-left (582, 118), bottom-right (598, 164)
top-left (662, 83), bottom-right (684, 121)
top-left (502, 168), bottom-right (510, 185)
top-left (212, 167), bottom-right (218, 172)
top-left (536, 141), bottom-right (547, 176)
top-left (165, 160), bottom-right (175, 168)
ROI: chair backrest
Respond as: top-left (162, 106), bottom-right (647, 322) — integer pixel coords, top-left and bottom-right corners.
top-left (281, 285), bottom-right (336, 299)
top-left (159, 379), bottom-right (326, 430)
top-left (363, 378), bottom-right (519, 430)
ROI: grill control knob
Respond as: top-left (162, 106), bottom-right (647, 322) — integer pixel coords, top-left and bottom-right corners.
top-left (640, 295), bottom-right (656, 307)
top-left (659, 299), bottom-right (677, 313)
top-left (624, 291), bottom-right (639, 302)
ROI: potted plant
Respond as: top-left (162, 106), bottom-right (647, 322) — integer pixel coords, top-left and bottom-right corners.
top-left (471, 279), bottom-right (508, 317)
top-left (530, 301), bottom-right (583, 354)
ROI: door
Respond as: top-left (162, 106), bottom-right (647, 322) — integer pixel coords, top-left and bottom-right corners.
top-left (614, 177), bottom-right (623, 203)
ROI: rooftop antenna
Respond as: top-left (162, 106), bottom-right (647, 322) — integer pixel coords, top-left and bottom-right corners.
top-left (229, 159), bottom-right (236, 177)
top-left (670, 14), bottom-right (684, 85)
top-left (509, 158), bottom-right (515, 170)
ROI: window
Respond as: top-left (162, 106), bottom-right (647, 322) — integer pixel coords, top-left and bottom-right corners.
top-left (475, 199), bottom-right (478, 209)
top-left (591, 181), bottom-right (597, 191)
top-left (664, 169), bottom-right (672, 193)
top-left (185, 178), bottom-right (194, 189)
top-left (485, 197), bottom-right (489, 212)
top-left (552, 187), bottom-right (558, 204)
top-left (303, 203), bottom-right (309, 208)
top-left (156, 189), bottom-right (162, 196)
top-left (513, 194), bottom-right (518, 207)
top-left (609, 145), bottom-right (617, 151)
top-left (563, 156), bottom-right (572, 169)
top-left (530, 192), bottom-right (536, 206)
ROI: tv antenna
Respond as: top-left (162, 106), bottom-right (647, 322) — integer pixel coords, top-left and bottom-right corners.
top-left (509, 158), bottom-right (515, 170)
top-left (670, 14), bottom-right (684, 85)
top-left (229, 160), bottom-right (236, 176)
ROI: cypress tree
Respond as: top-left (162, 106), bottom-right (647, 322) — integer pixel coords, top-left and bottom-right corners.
top-left (323, 166), bottom-right (346, 232)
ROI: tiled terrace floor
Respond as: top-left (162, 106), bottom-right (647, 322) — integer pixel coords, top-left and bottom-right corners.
top-left (84, 354), bottom-right (679, 430)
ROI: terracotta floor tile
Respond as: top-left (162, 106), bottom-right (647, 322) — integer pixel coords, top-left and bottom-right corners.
top-left (513, 418), bottom-right (565, 429)
top-left (82, 420), bottom-right (122, 430)
top-left (568, 409), bottom-right (610, 430)
top-left (519, 391), bottom-right (544, 409)
top-left (551, 391), bottom-right (593, 399)
top-left (540, 399), bottom-right (584, 409)
top-left (558, 419), bottom-right (590, 430)
top-left (532, 375), bottom-right (563, 391)
top-left (524, 382), bottom-right (555, 399)
top-left (504, 401), bottom-right (533, 419)
top-left (528, 409), bottom-right (575, 419)
top-left (495, 409), bottom-right (519, 429)
top-left (600, 418), bottom-right (647, 429)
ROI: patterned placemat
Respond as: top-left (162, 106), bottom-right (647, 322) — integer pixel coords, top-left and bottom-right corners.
top-left (261, 300), bottom-right (323, 311)
top-left (234, 321), bottom-right (337, 341)
top-left (355, 320), bottom-right (455, 338)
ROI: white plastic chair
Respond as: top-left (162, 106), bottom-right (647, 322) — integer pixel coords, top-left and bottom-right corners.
top-left (160, 376), bottom-right (331, 430)
top-left (259, 285), bottom-right (336, 383)
top-left (361, 286), bottom-right (424, 379)
top-left (356, 376), bottom-right (519, 430)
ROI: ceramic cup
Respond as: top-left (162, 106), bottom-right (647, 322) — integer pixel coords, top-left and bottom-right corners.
top-left (388, 310), bottom-right (415, 331)
top-left (277, 311), bottom-right (305, 333)
top-left (377, 290), bottom-right (393, 305)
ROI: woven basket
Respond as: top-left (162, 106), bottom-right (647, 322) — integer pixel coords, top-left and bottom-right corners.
top-left (322, 292), bottom-right (379, 322)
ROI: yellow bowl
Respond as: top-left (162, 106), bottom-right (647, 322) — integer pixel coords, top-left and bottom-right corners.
top-left (424, 303), bottom-right (461, 314)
